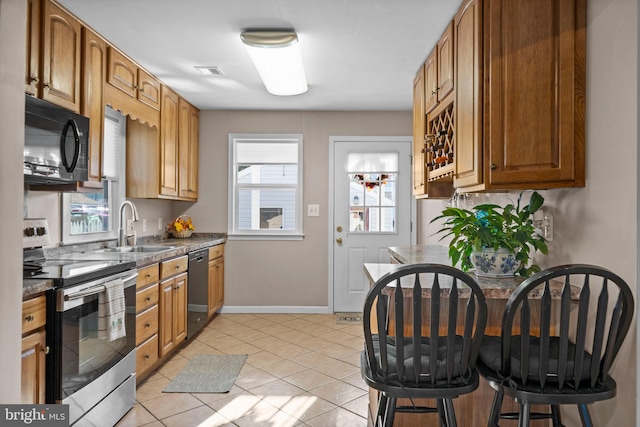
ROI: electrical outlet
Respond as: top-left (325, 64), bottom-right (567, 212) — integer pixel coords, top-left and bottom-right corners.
top-left (126, 219), bottom-right (134, 231)
top-left (142, 219), bottom-right (147, 232)
top-left (158, 218), bottom-right (163, 230)
top-left (308, 204), bottom-right (320, 217)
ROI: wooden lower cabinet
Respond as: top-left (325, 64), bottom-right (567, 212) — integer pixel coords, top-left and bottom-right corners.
top-left (159, 257), bottom-right (188, 357)
top-left (208, 244), bottom-right (225, 317)
top-left (135, 264), bottom-right (159, 379)
top-left (21, 295), bottom-right (47, 404)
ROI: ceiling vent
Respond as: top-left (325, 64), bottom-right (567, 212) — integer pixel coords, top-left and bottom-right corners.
top-left (194, 66), bottom-right (224, 76)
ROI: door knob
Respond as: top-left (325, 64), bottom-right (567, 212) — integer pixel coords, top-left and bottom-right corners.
top-left (336, 237), bottom-right (343, 245)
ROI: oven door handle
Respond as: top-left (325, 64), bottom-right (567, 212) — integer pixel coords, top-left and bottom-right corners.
top-left (64, 272), bottom-right (138, 301)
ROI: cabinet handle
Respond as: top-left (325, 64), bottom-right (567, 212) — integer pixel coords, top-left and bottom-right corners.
top-left (29, 75), bottom-right (39, 83)
top-left (43, 346), bottom-right (50, 355)
top-left (139, 87), bottom-right (145, 93)
top-left (145, 296), bottom-right (151, 302)
top-left (175, 265), bottom-right (180, 270)
top-left (25, 314), bottom-right (34, 322)
top-left (146, 273), bottom-right (151, 278)
top-left (431, 90), bottom-right (437, 95)
top-left (144, 354), bottom-right (150, 359)
top-left (145, 322), bottom-right (151, 328)
top-left (490, 164), bottom-right (497, 170)
top-left (43, 82), bottom-right (51, 89)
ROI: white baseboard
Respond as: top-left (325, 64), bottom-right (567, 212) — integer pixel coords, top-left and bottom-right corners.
top-left (219, 306), bottom-right (332, 314)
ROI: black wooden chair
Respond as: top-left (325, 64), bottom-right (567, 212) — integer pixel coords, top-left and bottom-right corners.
top-left (361, 263), bottom-right (488, 427)
top-left (476, 264), bottom-right (634, 427)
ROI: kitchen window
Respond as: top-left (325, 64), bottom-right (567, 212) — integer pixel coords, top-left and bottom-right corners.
top-left (228, 134), bottom-right (303, 240)
top-left (61, 107), bottom-right (126, 244)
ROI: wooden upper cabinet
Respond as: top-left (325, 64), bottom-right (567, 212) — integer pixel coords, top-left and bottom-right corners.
top-left (412, 65), bottom-right (426, 196)
top-left (81, 27), bottom-right (107, 187)
top-left (484, 0), bottom-right (585, 188)
top-left (454, 0), bottom-right (483, 189)
top-left (107, 47), bottom-right (161, 110)
top-left (437, 21), bottom-right (454, 102)
top-left (25, 0), bottom-right (41, 96)
top-left (137, 68), bottom-right (161, 110)
top-left (41, 0), bottom-right (81, 112)
top-left (107, 47), bottom-right (137, 98)
top-left (160, 85), bottom-right (179, 198)
top-left (178, 98), bottom-right (199, 200)
top-left (423, 50), bottom-right (438, 114)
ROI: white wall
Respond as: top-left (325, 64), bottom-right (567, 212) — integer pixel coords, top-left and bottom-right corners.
top-left (0, 0), bottom-right (26, 403)
top-left (188, 111), bottom-right (412, 310)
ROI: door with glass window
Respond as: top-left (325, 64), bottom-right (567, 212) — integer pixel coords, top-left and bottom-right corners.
top-left (333, 139), bottom-right (412, 312)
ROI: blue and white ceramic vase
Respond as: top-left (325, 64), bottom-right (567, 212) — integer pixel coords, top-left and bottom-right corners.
top-left (471, 247), bottom-right (521, 277)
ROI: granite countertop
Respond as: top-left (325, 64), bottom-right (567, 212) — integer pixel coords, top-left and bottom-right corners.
top-left (371, 244), bottom-right (570, 300)
top-left (23, 233), bottom-right (227, 299)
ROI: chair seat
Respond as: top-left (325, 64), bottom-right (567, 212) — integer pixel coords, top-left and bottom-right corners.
top-left (478, 335), bottom-right (594, 384)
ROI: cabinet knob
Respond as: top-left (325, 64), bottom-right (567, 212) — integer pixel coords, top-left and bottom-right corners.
top-left (139, 87), bottom-right (144, 93)
top-left (490, 164), bottom-right (497, 170)
top-left (25, 314), bottom-right (34, 322)
top-left (43, 346), bottom-right (50, 355)
top-left (29, 75), bottom-right (39, 83)
top-left (145, 296), bottom-right (151, 302)
top-left (431, 90), bottom-right (437, 95)
top-left (43, 82), bottom-right (51, 89)
top-left (144, 354), bottom-right (150, 359)
top-left (175, 265), bottom-right (180, 269)
top-left (146, 273), bottom-right (151, 278)
top-left (145, 322), bottom-right (151, 328)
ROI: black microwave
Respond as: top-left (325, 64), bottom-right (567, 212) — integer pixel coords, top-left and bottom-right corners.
top-left (24, 95), bottom-right (89, 185)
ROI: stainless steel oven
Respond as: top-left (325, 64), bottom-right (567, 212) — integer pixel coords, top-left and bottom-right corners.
top-left (47, 269), bottom-right (138, 426)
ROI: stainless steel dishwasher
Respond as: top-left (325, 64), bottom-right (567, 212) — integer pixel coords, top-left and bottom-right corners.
top-left (187, 248), bottom-right (209, 338)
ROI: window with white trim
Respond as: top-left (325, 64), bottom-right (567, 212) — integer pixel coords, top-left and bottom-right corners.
top-left (228, 134), bottom-right (303, 240)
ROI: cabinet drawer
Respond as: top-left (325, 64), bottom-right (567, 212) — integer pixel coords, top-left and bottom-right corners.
top-left (209, 244), bottom-right (224, 260)
top-left (136, 305), bottom-right (158, 345)
top-left (136, 283), bottom-right (159, 312)
top-left (136, 334), bottom-right (158, 376)
top-left (160, 256), bottom-right (188, 279)
top-left (22, 296), bottom-right (46, 335)
top-left (137, 264), bottom-right (159, 289)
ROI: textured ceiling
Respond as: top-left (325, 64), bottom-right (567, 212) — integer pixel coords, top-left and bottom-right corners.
top-left (58, 0), bottom-right (463, 111)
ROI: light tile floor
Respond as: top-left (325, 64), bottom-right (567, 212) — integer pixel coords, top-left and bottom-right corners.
top-left (116, 313), bottom-right (369, 426)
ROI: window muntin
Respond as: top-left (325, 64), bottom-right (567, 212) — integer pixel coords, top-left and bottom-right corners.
top-left (347, 151), bottom-right (398, 233)
top-left (229, 134), bottom-right (303, 239)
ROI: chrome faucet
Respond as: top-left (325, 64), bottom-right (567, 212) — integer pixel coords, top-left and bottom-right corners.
top-left (118, 200), bottom-right (139, 247)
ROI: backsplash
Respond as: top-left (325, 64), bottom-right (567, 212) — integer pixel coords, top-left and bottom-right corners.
top-left (25, 190), bottom-right (175, 247)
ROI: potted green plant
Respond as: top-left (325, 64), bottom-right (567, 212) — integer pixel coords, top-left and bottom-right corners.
top-left (431, 191), bottom-right (549, 277)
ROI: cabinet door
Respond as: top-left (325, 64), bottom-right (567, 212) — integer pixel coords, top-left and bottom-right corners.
top-left (423, 49), bottom-right (438, 114)
top-left (160, 85), bottom-right (179, 197)
top-left (484, 0), bottom-right (585, 188)
top-left (107, 47), bottom-right (137, 98)
top-left (178, 98), bottom-right (191, 199)
top-left (173, 273), bottom-right (188, 344)
top-left (137, 68), bottom-right (160, 110)
top-left (187, 106), bottom-right (200, 199)
top-left (453, 0), bottom-right (483, 189)
top-left (21, 330), bottom-right (46, 404)
top-left (208, 257), bottom-right (224, 316)
top-left (412, 66), bottom-right (426, 196)
top-left (25, 0), bottom-right (41, 96)
top-left (81, 27), bottom-right (107, 187)
top-left (42, 0), bottom-right (81, 112)
top-left (437, 21), bottom-right (454, 101)
top-left (159, 278), bottom-right (175, 357)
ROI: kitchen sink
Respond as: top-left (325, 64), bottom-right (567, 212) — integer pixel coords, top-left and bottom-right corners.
top-left (97, 245), bottom-right (178, 253)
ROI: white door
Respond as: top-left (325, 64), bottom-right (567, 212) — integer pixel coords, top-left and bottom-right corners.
top-left (332, 138), bottom-right (412, 312)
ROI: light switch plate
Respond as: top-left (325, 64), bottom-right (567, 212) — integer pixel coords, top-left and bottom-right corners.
top-left (142, 219), bottom-right (147, 232)
top-left (308, 204), bottom-right (320, 217)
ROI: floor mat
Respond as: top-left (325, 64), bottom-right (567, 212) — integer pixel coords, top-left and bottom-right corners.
top-left (163, 354), bottom-right (247, 393)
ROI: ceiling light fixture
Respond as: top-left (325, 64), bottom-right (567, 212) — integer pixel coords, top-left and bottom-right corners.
top-left (195, 66), bottom-right (224, 76)
top-left (240, 30), bottom-right (308, 96)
